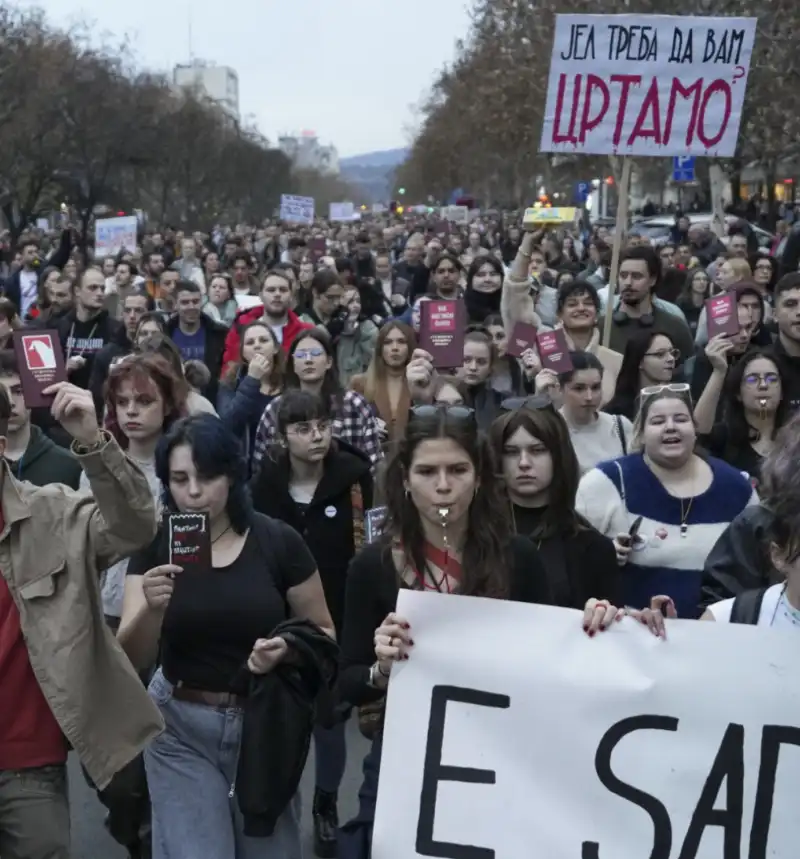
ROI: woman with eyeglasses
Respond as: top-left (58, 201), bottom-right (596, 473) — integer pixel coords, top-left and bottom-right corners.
top-left (252, 327), bottom-right (383, 470)
top-left (694, 346), bottom-right (787, 487)
top-left (250, 391), bottom-right (372, 858)
top-left (604, 330), bottom-right (679, 422)
top-left (576, 386), bottom-right (758, 618)
top-left (489, 399), bottom-right (619, 608)
top-left (676, 269), bottom-right (711, 337)
top-left (217, 321), bottom-right (284, 465)
top-left (337, 405), bottom-right (619, 858)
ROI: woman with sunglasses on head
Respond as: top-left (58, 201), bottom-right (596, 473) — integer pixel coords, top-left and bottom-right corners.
top-left (217, 321), bottom-right (285, 465)
top-left (337, 405), bottom-right (619, 858)
top-left (576, 386), bottom-right (758, 618)
top-left (694, 346), bottom-right (787, 487)
top-left (252, 327), bottom-right (383, 471)
top-left (490, 398), bottom-right (619, 608)
top-left (604, 330), bottom-right (680, 422)
top-left (250, 390), bottom-right (372, 858)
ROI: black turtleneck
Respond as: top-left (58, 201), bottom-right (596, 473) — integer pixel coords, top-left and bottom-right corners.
top-left (510, 502), bottom-right (619, 609)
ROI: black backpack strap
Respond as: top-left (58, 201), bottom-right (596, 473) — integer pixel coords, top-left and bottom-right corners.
top-left (729, 587), bottom-right (768, 624)
top-left (614, 414), bottom-right (628, 456)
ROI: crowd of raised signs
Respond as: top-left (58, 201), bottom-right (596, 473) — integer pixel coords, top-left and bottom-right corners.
top-left (2, 206), bottom-right (800, 859)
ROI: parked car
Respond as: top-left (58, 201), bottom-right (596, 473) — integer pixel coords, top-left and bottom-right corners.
top-left (627, 214), bottom-right (774, 253)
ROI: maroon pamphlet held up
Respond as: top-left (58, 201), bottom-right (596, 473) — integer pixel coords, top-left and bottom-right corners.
top-left (419, 299), bottom-right (466, 370)
top-left (12, 329), bottom-right (67, 409)
top-left (168, 512), bottom-right (212, 573)
top-left (706, 294), bottom-right (740, 339)
top-left (507, 322), bottom-right (539, 358)
top-left (535, 329), bottom-right (574, 374)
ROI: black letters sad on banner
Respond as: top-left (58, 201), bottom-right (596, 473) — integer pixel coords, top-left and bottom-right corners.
top-left (413, 686), bottom-right (799, 859)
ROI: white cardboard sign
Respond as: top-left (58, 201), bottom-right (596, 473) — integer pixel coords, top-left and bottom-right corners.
top-left (540, 15), bottom-right (756, 157)
top-left (280, 194), bottom-right (315, 225)
top-left (440, 205), bottom-right (469, 224)
top-left (374, 590), bottom-right (800, 858)
top-left (95, 216), bottom-right (138, 258)
top-left (329, 201), bottom-right (356, 222)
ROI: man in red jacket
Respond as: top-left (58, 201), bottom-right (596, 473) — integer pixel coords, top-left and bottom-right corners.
top-left (220, 268), bottom-right (312, 376)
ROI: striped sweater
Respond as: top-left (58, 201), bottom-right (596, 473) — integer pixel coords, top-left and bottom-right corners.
top-left (575, 454), bottom-right (758, 618)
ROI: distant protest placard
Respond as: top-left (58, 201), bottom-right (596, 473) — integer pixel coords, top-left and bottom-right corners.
top-left (280, 194), bottom-right (315, 225)
top-left (95, 216), bottom-right (138, 257)
top-left (540, 15), bottom-right (756, 157)
top-left (329, 201), bottom-right (355, 222)
top-left (374, 590), bottom-right (800, 858)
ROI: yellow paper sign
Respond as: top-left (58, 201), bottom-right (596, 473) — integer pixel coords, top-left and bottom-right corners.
top-left (522, 207), bottom-right (578, 225)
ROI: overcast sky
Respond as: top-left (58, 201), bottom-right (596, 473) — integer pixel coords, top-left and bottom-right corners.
top-left (33, 0), bottom-right (472, 157)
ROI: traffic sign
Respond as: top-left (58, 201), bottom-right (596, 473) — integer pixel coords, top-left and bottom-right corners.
top-left (574, 181), bottom-right (590, 203)
top-left (673, 156), bottom-right (695, 183)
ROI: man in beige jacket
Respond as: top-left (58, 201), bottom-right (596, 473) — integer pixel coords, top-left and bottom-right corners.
top-left (0, 380), bottom-right (162, 859)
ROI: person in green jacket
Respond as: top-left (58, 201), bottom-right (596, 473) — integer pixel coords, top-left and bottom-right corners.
top-left (0, 350), bottom-right (82, 489)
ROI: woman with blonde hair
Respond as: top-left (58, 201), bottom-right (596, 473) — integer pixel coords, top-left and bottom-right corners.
top-left (350, 320), bottom-right (415, 445)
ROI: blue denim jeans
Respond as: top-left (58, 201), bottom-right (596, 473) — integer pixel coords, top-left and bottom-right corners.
top-left (145, 668), bottom-right (302, 859)
top-left (313, 721), bottom-right (347, 794)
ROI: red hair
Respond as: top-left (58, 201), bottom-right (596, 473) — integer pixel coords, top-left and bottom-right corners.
top-left (103, 353), bottom-right (189, 448)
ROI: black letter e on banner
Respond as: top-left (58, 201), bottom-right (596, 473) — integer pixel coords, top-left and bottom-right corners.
top-left (416, 685), bottom-right (510, 858)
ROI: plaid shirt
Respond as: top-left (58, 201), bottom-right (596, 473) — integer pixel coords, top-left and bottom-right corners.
top-left (252, 389), bottom-right (384, 468)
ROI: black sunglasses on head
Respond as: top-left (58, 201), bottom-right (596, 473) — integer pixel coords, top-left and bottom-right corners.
top-left (409, 404), bottom-right (476, 422)
top-left (500, 394), bottom-right (555, 412)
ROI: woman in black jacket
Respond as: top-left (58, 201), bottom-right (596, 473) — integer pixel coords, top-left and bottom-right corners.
top-left (489, 397), bottom-right (619, 607)
top-left (250, 389), bottom-right (373, 859)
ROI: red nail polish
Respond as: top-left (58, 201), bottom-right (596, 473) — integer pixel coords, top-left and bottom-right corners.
top-left (403, 623), bottom-right (410, 629)
top-left (403, 653), bottom-right (409, 660)
top-left (588, 629), bottom-right (596, 637)
top-left (409, 639), bottom-right (415, 646)
top-left (583, 624), bottom-right (589, 632)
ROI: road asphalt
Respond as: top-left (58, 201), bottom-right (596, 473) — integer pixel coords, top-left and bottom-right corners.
top-left (68, 717), bottom-right (371, 858)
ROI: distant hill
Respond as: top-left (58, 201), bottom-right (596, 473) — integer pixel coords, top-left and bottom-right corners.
top-left (339, 148), bottom-right (408, 202)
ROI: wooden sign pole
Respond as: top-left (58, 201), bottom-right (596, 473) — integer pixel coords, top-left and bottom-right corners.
top-left (601, 156), bottom-right (633, 349)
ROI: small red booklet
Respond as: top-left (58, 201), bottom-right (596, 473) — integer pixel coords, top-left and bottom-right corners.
top-left (167, 512), bottom-right (211, 573)
top-left (706, 294), bottom-right (740, 339)
top-left (13, 329), bottom-right (67, 408)
top-left (419, 299), bottom-right (466, 369)
top-left (507, 322), bottom-right (539, 358)
top-left (535, 329), bottom-right (573, 373)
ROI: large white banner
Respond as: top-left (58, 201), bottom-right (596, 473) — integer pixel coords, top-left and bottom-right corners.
top-left (329, 201), bottom-right (356, 222)
top-left (540, 15), bottom-right (756, 157)
top-left (374, 591), bottom-right (800, 858)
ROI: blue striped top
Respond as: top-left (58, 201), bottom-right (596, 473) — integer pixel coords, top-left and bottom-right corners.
top-left (576, 454), bottom-right (758, 618)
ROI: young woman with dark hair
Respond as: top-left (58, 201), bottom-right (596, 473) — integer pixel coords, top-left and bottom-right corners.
top-left (250, 390), bottom-right (373, 857)
top-left (464, 255), bottom-right (503, 324)
top-left (676, 268), bottom-right (711, 337)
top-left (252, 327), bottom-right (383, 469)
top-left (217, 320), bottom-right (284, 464)
top-left (483, 311), bottom-right (527, 397)
top-left (350, 320), bottom-right (415, 445)
top-left (604, 330), bottom-right (679, 422)
top-left (118, 414), bottom-right (334, 859)
top-left (337, 406), bottom-right (620, 858)
top-left (694, 347), bottom-right (787, 486)
top-left (136, 334), bottom-right (217, 417)
top-left (489, 399), bottom-right (618, 608)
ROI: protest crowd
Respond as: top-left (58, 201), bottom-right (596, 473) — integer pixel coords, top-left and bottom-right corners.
top-left (2, 196), bottom-right (800, 858)
top-left (3, 4), bottom-right (800, 858)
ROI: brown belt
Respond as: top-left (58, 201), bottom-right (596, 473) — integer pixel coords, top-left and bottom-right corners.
top-left (171, 686), bottom-right (245, 709)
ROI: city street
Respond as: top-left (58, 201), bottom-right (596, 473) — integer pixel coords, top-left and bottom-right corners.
top-left (69, 718), bottom-right (371, 858)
